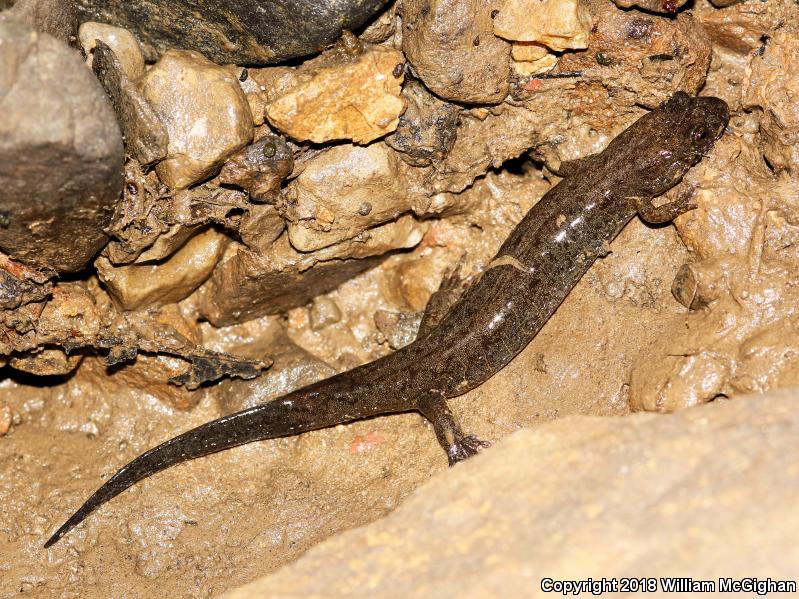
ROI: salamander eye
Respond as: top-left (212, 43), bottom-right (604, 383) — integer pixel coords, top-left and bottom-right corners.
top-left (690, 124), bottom-right (709, 143)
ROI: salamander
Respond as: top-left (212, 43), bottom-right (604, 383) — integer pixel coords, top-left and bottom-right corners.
top-left (44, 92), bottom-right (729, 548)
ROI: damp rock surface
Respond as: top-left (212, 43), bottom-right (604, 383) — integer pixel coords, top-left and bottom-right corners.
top-left (0, 18), bottom-right (124, 273)
top-left (263, 37), bottom-right (407, 144)
top-left (195, 215), bottom-right (427, 326)
top-left (95, 227), bottom-right (229, 311)
top-left (141, 49), bottom-right (253, 190)
top-left (3, 0), bottom-right (77, 41)
top-left (90, 40), bottom-right (169, 165)
top-left (73, 0), bottom-right (390, 65)
top-left (283, 143), bottom-right (414, 252)
top-left (402, 0), bottom-right (511, 104)
top-left (225, 389), bottom-right (799, 598)
top-left (494, 0), bottom-right (592, 51)
top-left (79, 21), bottom-right (145, 81)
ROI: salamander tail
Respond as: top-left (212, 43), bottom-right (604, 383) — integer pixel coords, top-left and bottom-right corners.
top-left (44, 395), bottom-right (326, 548)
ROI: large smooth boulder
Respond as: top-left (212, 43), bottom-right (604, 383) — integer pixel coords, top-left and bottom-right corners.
top-left (0, 18), bottom-right (123, 273)
top-left (73, 0), bottom-right (390, 65)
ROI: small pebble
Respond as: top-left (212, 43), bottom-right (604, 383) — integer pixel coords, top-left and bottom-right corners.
top-left (309, 297), bottom-right (343, 331)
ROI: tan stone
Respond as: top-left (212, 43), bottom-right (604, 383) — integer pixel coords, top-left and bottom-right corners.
top-left (743, 31), bottom-right (799, 173)
top-left (10, 348), bottom-right (82, 376)
top-left (284, 143), bottom-right (413, 252)
top-left (90, 40), bottom-right (169, 165)
top-left (309, 297), bottom-right (342, 331)
top-left (225, 389), bottom-right (799, 597)
top-left (142, 50), bottom-right (253, 189)
top-left (695, 0), bottom-right (792, 55)
top-left (96, 228), bottom-right (229, 310)
top-left (512, 54), bottom-right (558, 76)
top-left (264, 43), bottom-right (406, 144)
top-left (494, 0), bottom-right (591, 51)
top-left (402, 0), bottom-right (511, 104)
top-left (630, 131), bottom-right (799, 412)
top-left (78, 21), bottom-right (145, 81)
top-left (510, 41), bottom-right (549, 62)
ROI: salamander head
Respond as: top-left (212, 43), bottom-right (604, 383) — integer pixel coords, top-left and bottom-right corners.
top-left (623, 91), bottom-right (729, 196)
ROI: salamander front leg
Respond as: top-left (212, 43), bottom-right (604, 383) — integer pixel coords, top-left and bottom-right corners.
top-left (417, 255), bottom-right (474, 338)
top-left (633, 185), bottom-right (697, 224)
top-left (417, 395), bottom-right (490, 465)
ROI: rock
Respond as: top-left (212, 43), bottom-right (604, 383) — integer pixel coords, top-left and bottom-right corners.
top-left (215, 318), bottom-right (336, 414)
top-left (512, 55), bottom-right (559, 76)
top-left (743, 31), bottom-right (799, 173)
top-left (96, 228), bottom-right (229, 311)
top-left (374, 309), bottom-right (422, 349)
top-left (510, 42), bottom-right (549, 62)
top-left (224, 389), bottom-right (799, 598)
top-left (219, 135), bottom-right (293, 202)
top-left (195, 216), bottom-right (426, 326)
top-left (0, 403), bottom-right (11, 435)
top-left (359, 2), bottom-right (398, 44)
top-left (73, 0), bottom-right (390, 65)
top-left (283, 143), bottom-right (413, 252)
top-left (612, 0), bottom-right (688, 13)
top-left (309, 297), bottom-right (342, 331)
top-left (630, 131), bottom-right (799, 412)
top-left (263, 36), bottom-right (406, 144)
top-left (9, 348), bottom-right (82, 376)
top-left (141, 49), bottom-right (253, 190)
top-left (695, 0), bottom-right (794, 55)
top-left (78, 21), bottom-right (144, 81)
top-left (402, 0), bottom-right (511, 104)
top-left (2, 0), bottom-right (77, 42)
top-left (239, 204), bottom-right (285, 254)
top-left (29, 283), bottom-right (103, 348)
top-left (0, 256), bottom-right (51, 310)
top-left (195, 242), bottom-right (385, 327)
top-left (385, 80), bottom-right (460, 167)
top-left (0, 19), bottom-right (124, 273)
top-left (233, 67), bottom-right (268, 126)
top-left (91, 41), bottom-right (169, 165)
top-left (493, 0), bottom-right (591, 51)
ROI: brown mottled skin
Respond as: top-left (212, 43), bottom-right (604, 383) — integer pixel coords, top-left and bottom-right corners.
top-left (45, 92), bottom-right (729, 548)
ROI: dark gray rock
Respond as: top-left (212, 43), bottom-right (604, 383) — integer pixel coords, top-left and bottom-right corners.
top-left (91, 40), bottom-right (168, 165)
top-left (74, 0), bottom-right (390, 65)
top-left (386, 80), bottom-right (459, 167)
top-left (0, 19), bottom-right (124, 273)
top-left (2, 0), bottom-right (78, 42)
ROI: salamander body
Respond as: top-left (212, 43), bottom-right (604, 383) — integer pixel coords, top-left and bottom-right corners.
top-left (45, 92), bottom-right (729, 548)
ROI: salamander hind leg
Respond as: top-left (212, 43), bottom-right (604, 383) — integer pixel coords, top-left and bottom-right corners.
top-left (417, 394), bottom-right (490, 465)
top-left (633, 185), bottom-right (697, 224)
